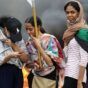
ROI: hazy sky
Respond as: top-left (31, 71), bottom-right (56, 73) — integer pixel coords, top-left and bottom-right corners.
top-left (0, 0), bottom-right (88, 39)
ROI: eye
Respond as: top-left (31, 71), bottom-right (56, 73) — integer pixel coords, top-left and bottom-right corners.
top-left (29, 28), bottom-right (33, 31)
top-left (66, 11), bottom-right (75, 14)
top-left (26, 28), bottom-right (33, 32)
top-left (70, 11), bottom-right (75, 14)
top-left (66, 11), bottom-right (69, 14)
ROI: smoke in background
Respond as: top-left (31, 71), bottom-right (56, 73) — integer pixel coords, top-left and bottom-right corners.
top-left (0, 0), bottom-right (88, 40)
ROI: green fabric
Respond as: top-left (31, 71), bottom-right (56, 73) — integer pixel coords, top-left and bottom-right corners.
top-left (76, 28), bottom-right (88, 42)
top-left (47, 37), bottom-right (58, 56)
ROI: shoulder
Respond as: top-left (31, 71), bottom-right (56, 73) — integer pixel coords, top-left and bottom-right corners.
top-left (68, 38), bottom-right (79, 48)
top-left (77, 28), bottom-right (88, 35)
top-left (76, 28), bottom-right (88, 42)
top-left (42, 33), bottom-right (56, 39)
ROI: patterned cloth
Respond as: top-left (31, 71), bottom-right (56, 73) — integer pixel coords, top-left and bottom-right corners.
top-left (63, 38), bottom-right (87, 82)
top-left (0, 29), bottom-right (28, 69)
top-left (26, 33), bottom-right (60, 76)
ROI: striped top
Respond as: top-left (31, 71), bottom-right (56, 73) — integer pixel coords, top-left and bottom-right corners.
top-left (63, 38), bottom-right (88, 82)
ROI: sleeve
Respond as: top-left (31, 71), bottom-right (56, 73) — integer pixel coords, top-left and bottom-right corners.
top-left (63, 46), bottom-right (68, 60)
top-left (79, 46), bottom-right (88, 67)
top-left (0, 53), bottom-right (5, 65)
top-left (17, 39), bottom-right (28, 54)
top-left (45, 37), bottom-right (59, 59)
top-left (0, 41), bottom-right (6, 65)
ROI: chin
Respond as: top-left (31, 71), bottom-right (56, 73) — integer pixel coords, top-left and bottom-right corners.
top-left (69, 19), bottom-right (76, 23)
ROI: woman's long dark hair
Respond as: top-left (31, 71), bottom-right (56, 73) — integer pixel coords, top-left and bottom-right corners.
top-left (64, 1), bottom-right (80, 12)
top-left (25, 16), bottom-right (46, 33)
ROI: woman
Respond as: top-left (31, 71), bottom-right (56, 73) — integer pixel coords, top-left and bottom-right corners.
top-left (0, 17), bottom-right (28, 88)
top-left (63, 0), bottom-right (88, 88)
top-left (24, 16), bottom-right (63, 88)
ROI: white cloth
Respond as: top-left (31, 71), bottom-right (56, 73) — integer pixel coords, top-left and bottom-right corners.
top-left (63, 38), bottom-right (88, 82)
top-left (0, 39), bottom-right (28, 69)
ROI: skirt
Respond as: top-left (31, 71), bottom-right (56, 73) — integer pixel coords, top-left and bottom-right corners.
top-left (63, 76), bottom-right (85, 88)
top-left (0, 64), bottom-right (23, 88)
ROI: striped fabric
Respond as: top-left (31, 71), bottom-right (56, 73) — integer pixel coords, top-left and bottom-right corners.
top-left (63, 38), bottom-right (87, 82)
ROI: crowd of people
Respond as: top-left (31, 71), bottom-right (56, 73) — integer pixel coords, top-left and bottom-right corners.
top-left (0, 0), bottom-right (88, 88)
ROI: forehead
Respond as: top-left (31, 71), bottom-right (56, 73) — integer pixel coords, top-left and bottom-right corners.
top-left (66, 5), bottom-right (77, 12)
top-left (25, 23), bottom-right (33, 27)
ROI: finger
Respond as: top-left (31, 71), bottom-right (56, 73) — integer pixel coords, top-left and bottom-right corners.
top-left (19, 51), bottom-right (24, 54)
top-left (26, 41), bottom-right (29, 45)
top-left (34, 63), bottom-right (39, 68)
top-left (30, 35), bottom-right (34, 39)
top-left (31, 35), bottom-right (36, 40)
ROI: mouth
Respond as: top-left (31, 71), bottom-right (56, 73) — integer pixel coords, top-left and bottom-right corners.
top-left (68, 18), bottom-right (76, 23)
top-left (68, 17), bottom-right (73, 20)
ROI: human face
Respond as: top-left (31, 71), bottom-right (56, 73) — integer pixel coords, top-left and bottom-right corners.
top-left (65, 5), bottom-right (79, 23)
top-left (25, 23), bottom-right (35, 36)
top-left (3, 27), bottom-right (10, 38)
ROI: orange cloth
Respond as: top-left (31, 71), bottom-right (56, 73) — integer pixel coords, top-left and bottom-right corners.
top-left (22, 67), bottom-right (29, 88)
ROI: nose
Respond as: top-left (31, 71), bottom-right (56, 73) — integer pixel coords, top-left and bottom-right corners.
top-left (68, 12), bottom-right (72, 17)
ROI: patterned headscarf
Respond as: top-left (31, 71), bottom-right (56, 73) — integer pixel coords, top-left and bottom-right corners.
top-left (63, 0), bottom-right (88, 46)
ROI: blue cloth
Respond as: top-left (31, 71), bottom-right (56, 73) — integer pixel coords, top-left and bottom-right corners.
top-left (0, 64), bottom-right (23, 88)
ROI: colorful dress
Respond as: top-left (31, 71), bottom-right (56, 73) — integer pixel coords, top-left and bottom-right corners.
top-left (26, 33), bottom-right (62, 88)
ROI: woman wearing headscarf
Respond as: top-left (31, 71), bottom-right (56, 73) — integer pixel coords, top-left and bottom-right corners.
top-left (63, 0), bottom-right (88, 88)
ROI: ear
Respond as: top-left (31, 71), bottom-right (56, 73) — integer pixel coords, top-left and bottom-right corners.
top-left (4, 27), bottom-right (7, 31)
top-left (4, 27), bottom-right (10, 35)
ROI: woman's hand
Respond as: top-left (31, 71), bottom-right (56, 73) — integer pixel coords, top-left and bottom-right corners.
top-left (9, 51), bottom-right (21, 58)
top-left (4, 39), bottom-right (13, 47)
top-left (25, 60), bottom-right (40, 69)
top-left (2, 51), bottom-right (21, 64)
top-left (25, 41), bottom-right (31, 46)
top-left (77, 82), bottom-right (83, 88)
top-left (31, 35), bottom-right (41, 48)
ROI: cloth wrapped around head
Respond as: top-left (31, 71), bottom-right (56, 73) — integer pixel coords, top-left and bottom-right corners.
top-left (63, 0), bottom-right (88, 46)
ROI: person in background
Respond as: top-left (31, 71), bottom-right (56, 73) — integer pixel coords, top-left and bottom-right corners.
top-left (63, 0), bottom-right (88, 88)
top-left (24, 16), bottom-right (63, 88)
top-left (0, 16), bottom-right (29, 88)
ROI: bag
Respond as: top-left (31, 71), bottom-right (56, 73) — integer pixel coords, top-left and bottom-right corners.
top-left (32, 76), bottom-right (56, 88)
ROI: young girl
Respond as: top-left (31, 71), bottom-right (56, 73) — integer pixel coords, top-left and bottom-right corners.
top-left (24, 16), bottom-right (63, 88)
top-left (0, 17), bottom-right (28, 88)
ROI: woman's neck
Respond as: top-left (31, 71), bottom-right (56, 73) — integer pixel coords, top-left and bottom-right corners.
top-left (37, 31), bottom-right (43, 39)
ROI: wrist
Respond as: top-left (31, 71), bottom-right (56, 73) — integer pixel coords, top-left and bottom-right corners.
top-left (11, 42), bottom-right (15, 47)
top-left (78, 81), bottom-right (82, 84)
